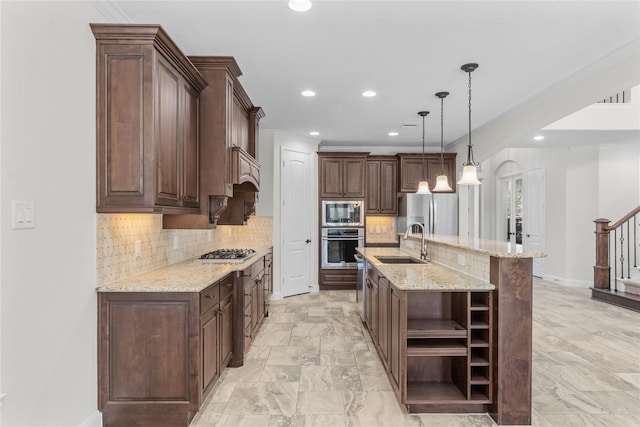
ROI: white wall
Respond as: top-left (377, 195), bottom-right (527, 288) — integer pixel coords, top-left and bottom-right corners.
top-left (1, 2), bottom-right (102, 425)
top-left (479, 143), bottom-right (639, 287)
top-left (257, 130), bottom-right (319, 298)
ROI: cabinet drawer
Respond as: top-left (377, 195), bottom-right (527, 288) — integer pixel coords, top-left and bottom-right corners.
top-left (220, 279), bottom-right (234, 299)
top-left (200, 283), bottom-right (220, 314)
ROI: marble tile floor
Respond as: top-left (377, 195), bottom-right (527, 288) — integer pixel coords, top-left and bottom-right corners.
top-left (190, 279), bottom-right (640, 427)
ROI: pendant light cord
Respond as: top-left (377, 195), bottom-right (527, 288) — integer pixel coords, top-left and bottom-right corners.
top-left (422, 113), bottom-right (426, 180)
top-left (465, 68), bottom-right (478, 166)
top-left (440, 96), bottom-right (445, 174)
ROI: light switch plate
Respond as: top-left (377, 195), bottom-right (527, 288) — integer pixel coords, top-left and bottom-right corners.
top-left (11, 201), bottom-right (35, 229)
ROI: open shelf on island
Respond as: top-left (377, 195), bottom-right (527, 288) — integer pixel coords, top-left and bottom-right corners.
top-left (407, 319), bottom-right (467, 338)
top-left (407, 381), bottom-right (466, 403)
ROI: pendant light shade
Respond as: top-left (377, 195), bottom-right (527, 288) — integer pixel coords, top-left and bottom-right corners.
top-left (416, 181), bottom-right (431, 194)
top-left (433, 174), bottom-right (453, 191)
top-left (458, 165), bottom-right (481, 185)
top-left (433, 91), bottom-right (453, 192)
top-left (457, 63), bottom-right (481, 186)
top-left (416, 111), bottom-right (431, 194)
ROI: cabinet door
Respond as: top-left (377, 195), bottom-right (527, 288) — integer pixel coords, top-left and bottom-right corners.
top-left (219, 292), bottom-right (234, 369)
top-left (379, 160), bottom-right (398, 214)
top-left (378, 276), bottom-right (390, 366)
top-left (201, 307), bottom-right (219, 394)
top-left (182, 82), bottom-right (200, 208)
top-left (365, 277), bottom-right (373, 331)
top-left (343, 158), bottom-right (366, 198)
top-left (96, 44), bottom-right (149, 210)
top-left (390, 286), bottom-right (401, 389)
top-left (155, 56), bottom-right (182, 207)
top-left (370, 278), bottom-right (379, 343)
top-left (232, 97), bottom-right (250, 152)
top-left (366, 161), bottom-right (381, 214)
top-left (251, 280), bottom-right (259, 334)
top-left (320, 157), bottom-right (343, 198)
top-left (257, 276), bottom-right (265, 323)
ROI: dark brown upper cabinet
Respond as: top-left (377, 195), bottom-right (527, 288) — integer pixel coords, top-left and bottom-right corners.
top-left (91, 24), bottom-right (207, 214)
top-left (366, 156), bottom-right (398, 215)
top-left (161, 57), bottom-right (264, 229)
top-left (318, 153), bottom-right (367, 199)
top-left (398, 153), bottom-right (457, 193)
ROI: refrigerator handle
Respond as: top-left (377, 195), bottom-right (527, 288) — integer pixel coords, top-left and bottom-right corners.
top-left (429, 196), bottom-right (435, 234)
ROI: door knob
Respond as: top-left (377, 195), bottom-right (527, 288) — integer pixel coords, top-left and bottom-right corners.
top-left (305, 239), bottom-right (312, 243)
top-left (526, 234), bottom-right (530, 237)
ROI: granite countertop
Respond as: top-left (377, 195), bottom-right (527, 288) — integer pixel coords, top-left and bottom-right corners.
top-left (97, 247), bottom-right (272, 293)
top-left (403, 234), bottom-right (547, 259)
top-left (357, 247), bottom-right (494, 291)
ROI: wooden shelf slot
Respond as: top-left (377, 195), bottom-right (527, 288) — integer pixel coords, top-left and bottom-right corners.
top-left (470, 329), bottom-right (489, 346)
top-left (407, 319), bottom-right (467, 339)
top-left (407, 339), bottom-right (467, 357)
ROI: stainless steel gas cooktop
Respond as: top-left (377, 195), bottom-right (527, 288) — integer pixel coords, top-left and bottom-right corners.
top-left (198, 248), bottom-right (256, 263)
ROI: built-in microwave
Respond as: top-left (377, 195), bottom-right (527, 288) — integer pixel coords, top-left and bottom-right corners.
top-left (321, 200), bottom-right (364, 227)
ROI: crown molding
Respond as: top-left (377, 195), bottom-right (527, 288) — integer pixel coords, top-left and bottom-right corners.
top-left (89, 0), bottom-right (132, 23)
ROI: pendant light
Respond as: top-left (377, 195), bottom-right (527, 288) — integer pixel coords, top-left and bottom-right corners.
top-left (416, 111), bottom-right (431, 194)
top-left (432, 91), bottom-right (453, 192)
top-left (457, 63), bottom-right (481, 186)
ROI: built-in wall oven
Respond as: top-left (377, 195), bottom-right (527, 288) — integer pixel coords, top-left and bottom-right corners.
top-left (321, 227), bottom-right (365, 269)
top-left (321, 200), bottom-right (364, 227)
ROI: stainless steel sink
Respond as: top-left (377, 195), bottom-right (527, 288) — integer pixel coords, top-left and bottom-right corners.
top-left (375, 256), bottom-right (425, 264)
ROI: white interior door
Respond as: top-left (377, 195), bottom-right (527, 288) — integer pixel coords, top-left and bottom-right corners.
top-left (524, 167), bottom-right (545, 278)
top-left (281, 147), bottom-right (313, 297)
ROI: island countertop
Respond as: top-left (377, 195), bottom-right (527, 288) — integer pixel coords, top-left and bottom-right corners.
top-left (403, 234), bottom-right (547, 259)
top-left (357, 247), bottom-right (494, 291)
top-left (96, 247), bottom-right (272, 293)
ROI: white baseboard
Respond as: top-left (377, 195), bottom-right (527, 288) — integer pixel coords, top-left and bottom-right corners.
top-left (542, 274), bottom-right (591, 288)
top-left (79, 411), bottom-right (102, 427)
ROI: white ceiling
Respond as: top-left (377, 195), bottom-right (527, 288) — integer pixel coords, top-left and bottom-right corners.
top-left (102, 0), bottom-right (640, 150)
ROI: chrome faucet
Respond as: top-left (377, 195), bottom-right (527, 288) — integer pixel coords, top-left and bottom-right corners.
top-left (403, 222), bottom-right (428, 260)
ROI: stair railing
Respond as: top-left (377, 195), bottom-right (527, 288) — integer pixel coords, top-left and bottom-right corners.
top-left (594, 206), bottom-right (640, 290)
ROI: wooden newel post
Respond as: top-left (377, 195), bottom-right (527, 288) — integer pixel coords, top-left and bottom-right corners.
top-left (594, 218), bottom-right (610, 289)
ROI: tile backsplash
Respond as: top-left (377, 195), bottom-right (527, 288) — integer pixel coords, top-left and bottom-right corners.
top-left (365, 216), bottom-right (398, 244)
top-left (97, 214), bottom-right (272, 286)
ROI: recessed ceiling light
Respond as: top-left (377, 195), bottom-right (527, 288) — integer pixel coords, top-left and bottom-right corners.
top-left (388, 132), bottom-right (399, 136)
top-left (288, 0), bottom-right (312, 12)
top-left (309, 131), bottom-right (320, 136)
top-left (301, 90), bottom-right (316, 97)
top-left (362, 90), bottom-right (376, 97)
top-left (533, 135), bottom-right (545, 141)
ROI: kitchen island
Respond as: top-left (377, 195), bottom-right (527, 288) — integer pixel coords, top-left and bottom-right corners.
top-left (358, 236), bottom-right (545, 426)
top-left (96, 248), bottom-right (272, 427)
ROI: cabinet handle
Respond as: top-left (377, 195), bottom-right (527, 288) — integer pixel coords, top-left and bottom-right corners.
top-left (205, 295), bottom-right (215, 299)
top-left (226, 283), bottom-right (233, 287)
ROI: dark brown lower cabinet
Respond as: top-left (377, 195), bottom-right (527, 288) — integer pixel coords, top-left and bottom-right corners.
top-left (235, 256), bottom-right (267, 360)
top-left (365, 266), bottom-right (493, 415)
top-left (98, 274), bottom-right (235, 427)
top-left (319, 268), bottom-right (357, 290)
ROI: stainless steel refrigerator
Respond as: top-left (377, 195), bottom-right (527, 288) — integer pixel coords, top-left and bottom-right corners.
top-left (398, 193), bottom-right (458, 236)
